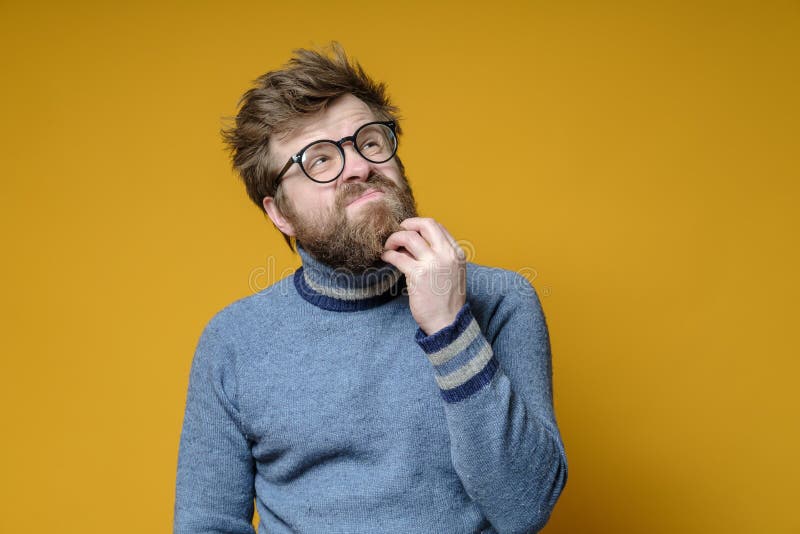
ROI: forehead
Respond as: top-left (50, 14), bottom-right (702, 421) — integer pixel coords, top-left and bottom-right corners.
top-left (272, 94), bottom-right (378, 159)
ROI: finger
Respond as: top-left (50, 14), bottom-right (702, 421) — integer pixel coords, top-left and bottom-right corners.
top-left (380, 249), bottom-right (417, 274)
top-left (384, 230), bottom-right (432, 260)
top-left (436, 222), bottom-right (466, 260)
top-left (399, 217), bottom-right (449, 250)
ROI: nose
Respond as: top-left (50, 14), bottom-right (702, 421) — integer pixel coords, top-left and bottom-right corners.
top-left (338, 141), bottom-right (370, 184)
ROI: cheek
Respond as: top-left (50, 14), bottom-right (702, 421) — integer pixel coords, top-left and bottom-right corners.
top-left (377, 161), bottom-right (404, 183)
top-left (287, 182), bottom-right (337, 215)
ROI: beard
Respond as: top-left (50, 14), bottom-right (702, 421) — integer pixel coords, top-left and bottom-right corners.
top-left (280, 172), bottom-right (418, 273)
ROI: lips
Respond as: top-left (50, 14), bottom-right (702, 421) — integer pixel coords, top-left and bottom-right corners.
top-left (346, 188), bottom-right (383, 207)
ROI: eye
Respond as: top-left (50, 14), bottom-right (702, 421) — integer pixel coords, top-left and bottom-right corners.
top-left (356, 123), bottom-right (395, 160)
top-left (302, 142), bottom-right (339, 174)
top-left (359, 136), bottom-right (383, 153)
top-left (308, 155), bottom-right (330, 168)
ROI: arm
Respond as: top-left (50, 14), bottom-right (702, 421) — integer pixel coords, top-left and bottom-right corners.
top-left (415, 288), bottom-right (568, 533)
top-left (382, 218), bottom-right (567, 533)
top-left (174, 323), bottom-right (256, 534)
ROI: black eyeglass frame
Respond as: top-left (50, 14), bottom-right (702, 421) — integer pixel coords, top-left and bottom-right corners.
top-left (273, 121), bottom-right (398, 186)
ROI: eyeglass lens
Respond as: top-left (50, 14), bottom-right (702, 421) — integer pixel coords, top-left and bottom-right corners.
top-left (300, 123), bottom-right (396, 182)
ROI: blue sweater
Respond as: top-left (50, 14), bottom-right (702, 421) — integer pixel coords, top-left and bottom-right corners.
top-left (175, 246), bottom-right (567, 533)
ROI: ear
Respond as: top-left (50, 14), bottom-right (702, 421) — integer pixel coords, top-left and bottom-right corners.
top-left (262, 196), bottom-right (296, 236)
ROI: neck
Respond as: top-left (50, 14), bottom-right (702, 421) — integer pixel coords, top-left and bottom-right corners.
top-left (294, 245), bottom-right (406, 311)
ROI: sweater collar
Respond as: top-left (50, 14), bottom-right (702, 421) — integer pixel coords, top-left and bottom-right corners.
top-left (293, 245), bottom-right (406, 312)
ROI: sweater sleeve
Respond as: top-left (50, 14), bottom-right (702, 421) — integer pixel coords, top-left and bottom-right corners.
top-left (174, 323), bottom-right (256, 534)
top-left (415, 275), bottom-right (568, 533)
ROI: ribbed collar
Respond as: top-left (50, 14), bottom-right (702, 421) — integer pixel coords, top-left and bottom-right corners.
top-left (293, 245), bottom-right (406, 312)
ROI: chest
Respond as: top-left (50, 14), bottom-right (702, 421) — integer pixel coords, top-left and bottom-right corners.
top-left (238, 306), bottom-right (453, 475)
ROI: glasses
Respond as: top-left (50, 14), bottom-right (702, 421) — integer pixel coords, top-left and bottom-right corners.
top-left (274, 121), bottom-right (398, 185)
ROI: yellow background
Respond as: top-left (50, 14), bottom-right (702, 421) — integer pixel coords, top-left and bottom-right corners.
top-left (2, 1), bottom-right (798, 532)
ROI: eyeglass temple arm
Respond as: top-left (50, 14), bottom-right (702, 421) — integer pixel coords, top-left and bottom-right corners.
top-left (274, 155), bottom-right (301, 185)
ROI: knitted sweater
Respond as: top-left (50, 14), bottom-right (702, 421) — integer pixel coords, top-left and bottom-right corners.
top-left (174, 246), bottom-right (568, 534)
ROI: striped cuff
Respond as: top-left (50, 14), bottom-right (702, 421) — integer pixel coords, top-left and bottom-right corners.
top-left (415, 303), bottom-right (498, 403)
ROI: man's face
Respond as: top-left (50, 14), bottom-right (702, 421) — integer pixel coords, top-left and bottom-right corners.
top-left (264, 94), bottom-right (417, 272)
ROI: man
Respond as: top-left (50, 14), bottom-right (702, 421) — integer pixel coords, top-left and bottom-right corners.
top-left (175, 44), bottom-right (567, 534)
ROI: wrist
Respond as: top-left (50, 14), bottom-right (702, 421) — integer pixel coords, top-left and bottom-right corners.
top-left (420, 316), bottom-right (456, 337)
top-left (415, 302), bottom-right (473, 346)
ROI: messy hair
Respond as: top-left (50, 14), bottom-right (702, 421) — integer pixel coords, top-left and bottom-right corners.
top-left (221, 43), bottom-right (403, 249)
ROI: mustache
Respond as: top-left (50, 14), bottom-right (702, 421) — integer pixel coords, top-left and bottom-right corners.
top-left (335, 173), bottom-right (399, 209)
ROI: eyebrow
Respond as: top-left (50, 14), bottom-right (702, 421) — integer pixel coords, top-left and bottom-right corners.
top-left (291, 118), bottom-right (377, 152)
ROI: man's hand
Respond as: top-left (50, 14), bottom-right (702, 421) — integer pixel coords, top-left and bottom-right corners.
top-left (381, 217), bottom-right (467, 335)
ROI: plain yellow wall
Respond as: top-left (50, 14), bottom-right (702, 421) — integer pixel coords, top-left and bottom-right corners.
top-left (1, 1), bottom-right (798, 532)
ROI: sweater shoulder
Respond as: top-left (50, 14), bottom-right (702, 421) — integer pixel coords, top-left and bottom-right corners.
top-left (465, 262), bottom-right (546, 336)
top-left (202, 273), bottom-right (299, 338)
top-left (466, 261), bottom-right (541, 305)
